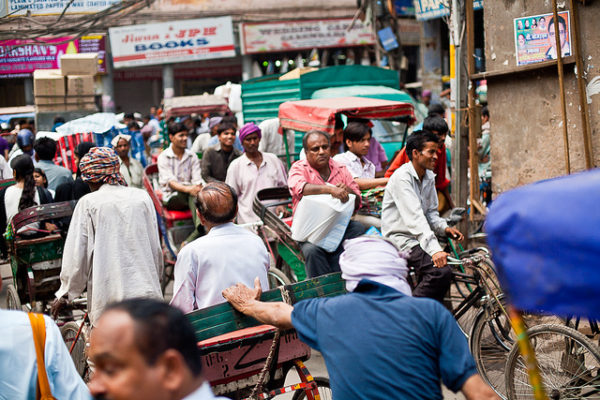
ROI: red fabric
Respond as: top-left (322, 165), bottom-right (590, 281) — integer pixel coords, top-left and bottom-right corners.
top-left (287, 158), bottom-right (361, 213)
top-left (384, 145), bottom-right (450, 190)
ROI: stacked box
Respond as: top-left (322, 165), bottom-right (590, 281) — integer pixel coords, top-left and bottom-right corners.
top-left (33, 70), bottom-right (66, 111)
top-left (65, 75), bottom-right (96, 110)
top-left (60, 53), bottom-right (98, 76)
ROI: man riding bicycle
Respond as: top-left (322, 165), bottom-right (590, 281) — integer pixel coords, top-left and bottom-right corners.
top-left (381, 131), bottom-right (463, 303)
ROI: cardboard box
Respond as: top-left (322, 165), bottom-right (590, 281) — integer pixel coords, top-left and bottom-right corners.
top-left (65, 103), bottom-right (97, 111)
top-left (36, 102), bottom-right (67, 112)
top-left (67, 75), bottom-right (95, 96)
top-left (35, 96), bottom-right (66, 105)
top-left (33, 69), bottom-right (66, 97)
top-left (60, 53), bottom-right (98, 76)
top-left (65, 96), bottom-right (97, 111)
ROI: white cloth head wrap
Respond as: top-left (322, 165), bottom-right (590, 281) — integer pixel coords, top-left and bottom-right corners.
top-left (340, 236), bottom-right (412, 296)
top-left (111, 134), bottom-right (132, 148)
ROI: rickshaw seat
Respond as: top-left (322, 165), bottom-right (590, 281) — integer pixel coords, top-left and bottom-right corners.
top-left (164, 209), bottom-right (193, 221)
top-left (198, 325), bottom-right (277, 349)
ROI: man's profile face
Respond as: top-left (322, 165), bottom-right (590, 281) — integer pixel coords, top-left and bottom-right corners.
top-left (115, 139), bottom-right (130, 159)
top-left (413, 141), bottom-right (439, 171)
top-left (347, 132), bottom-right (371, 157)
top-left (170, 131), bottom-right (188, 150)
top-left (88, 311), bottom-right (167, 400)
top-left (241, 132), bottom-right (260, 153)
top-left (305, 133), bottom-right (331, 170)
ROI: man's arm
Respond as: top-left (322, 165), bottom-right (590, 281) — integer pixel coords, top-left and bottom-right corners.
top-left (223, 279), bottom-right (294, 329)
top-left (461, 374), bottom-right (500, 400)
top-left (170, 248), bottom-right (199, 314)
top-left (355, 177), bottom-right (389, 190)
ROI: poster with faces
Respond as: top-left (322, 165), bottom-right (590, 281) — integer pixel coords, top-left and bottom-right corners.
top-left (514, 11), bottom-right (571, 66)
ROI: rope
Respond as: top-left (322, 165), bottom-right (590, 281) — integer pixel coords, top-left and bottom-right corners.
top-left (248, 286), bottom-right (293, 399)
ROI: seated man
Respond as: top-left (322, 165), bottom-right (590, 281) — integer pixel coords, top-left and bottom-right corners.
top-left (201, 122), bottom-right (242, 183)
top-left (333, 122), bottom-right (389, 190)
top-left (288, 130), bottom-right (365, 278)
top-left (382, 131), bottom-right (463, 303)
top-left (157, 122), bottom-right (205, 244)
top-left (223, 236), bottom-right (498, 400)
top-left (225, 122), bottom-right (288, 224)
top-left (88, 299), bottom-right (227, 400)
top-left (384, 115), bottom-right (455, 212)
top-left (112, 134), bottom-right (143, 188)
top-left (170, 181), bottom-right (269, 313)
top-left (33, 137), bottom-right (73, 191)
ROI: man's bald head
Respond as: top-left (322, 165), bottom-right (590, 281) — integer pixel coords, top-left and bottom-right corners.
top-left (196, 182), bottom-right (238, 224)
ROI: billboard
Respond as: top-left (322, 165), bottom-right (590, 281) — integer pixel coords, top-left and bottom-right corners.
top-left (0, 35), bottom-right (107, 78)
top-left (0, 0), bottom-right (121, 17)
top-left (514, 11), bottom-right (571, 66)
top-left (414, 0), bottom-right (482, 21)
top-left (240, 18), bottom-right (375, 55)
top-left (109, 17), bottom-right (236, 69)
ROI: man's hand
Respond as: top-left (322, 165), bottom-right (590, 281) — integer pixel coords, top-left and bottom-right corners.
top-left (329, 184), bottom-right (349, 203)
top-left (222, 277), bottom-right (262, 313)
top-left (432, 251), bottom-right (449, 268)
top-left (50, 297), bottom-right (68, 320)
top-left (445, 227), bottom-right (464, 241)
top-left (187, 184), bottom-right (202, 197)
top-left (275, 205), bottom-right (291, 218)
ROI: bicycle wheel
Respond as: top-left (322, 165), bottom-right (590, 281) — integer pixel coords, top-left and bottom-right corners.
top-left (470, 297), bottom-right (513, 399)
top-left (505, 324), bottom-right (600, 400)
top-left (5, 284), bottom-right (22, 310)
top-left (291, 377), bottom-right (333, 400)
top-left (268, 267), bottom-right (292, 289)
top-left (61, 321), bottom-right (89, 380)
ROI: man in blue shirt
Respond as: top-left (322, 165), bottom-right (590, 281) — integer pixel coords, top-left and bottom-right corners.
top-left (223, 236), bottom-right (498, 400)
top-left (34, 137), bottom-right (73, 191)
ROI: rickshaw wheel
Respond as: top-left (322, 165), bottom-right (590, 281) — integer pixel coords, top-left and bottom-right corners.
top-left (61, 321), bottom-right (90, 380)
top-left (291, 377), bottom-right (332, 400)
top-left (268, 267), bottom-right (292, 289)
top-left (6, 284), bottom-right (21, 310)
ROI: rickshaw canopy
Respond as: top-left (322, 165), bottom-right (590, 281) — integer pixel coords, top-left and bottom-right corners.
top-left (278, 97), bottom-right (415, 136)
top-left (164, 94), bottom-right (229, 118)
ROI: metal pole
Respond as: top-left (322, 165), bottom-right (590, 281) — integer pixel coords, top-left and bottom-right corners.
top-left (372, 0), bottom-right (381, 66)
top-left (552, 0), bottom-right (571, 174)
top-left (466, 0), bottom-right (481, 217)
top-left (569, 0), bottom-right (594, 169)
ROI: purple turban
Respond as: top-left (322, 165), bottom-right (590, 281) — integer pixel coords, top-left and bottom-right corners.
top-left (209, 117), bottom-right (222, 130)
top-left (239, 122), bottom-right (261, 143)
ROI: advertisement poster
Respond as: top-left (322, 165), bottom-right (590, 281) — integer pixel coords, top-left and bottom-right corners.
top-left (0, 35), bottom-right (107, 78)
top-left (413, 0), bottom-right (482, 21)
top-left (514, 11), bottom-right (571, 66)
top-left (1, 0), bottom-right (121, 17)
top-left (109, 17), bottom-right (236, 69)
top-left (241, 18), bottom-right (375, 55)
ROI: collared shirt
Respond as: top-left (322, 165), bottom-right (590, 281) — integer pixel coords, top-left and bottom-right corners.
top-left (291, 280), bottom-right (476, 400)
top-left (36, 159), bottom-right (73, 191)
top-left (157, 144), bottom-right (204, 202)
top-left (333, 151), bottom-right (376, 179)
top-left (0, 310), bottom-right (91, 400)
top-left (382, 162), bottom-right (448, 256)
top-left (119, 156), bottom-right (144, 188)
top-left (170, 222), bottom-right (269, 313)
top-left (56, 184), bottom-right (163, 325)
top-left (365, 136), bottom-right (388, 172)
top-left (201, 143), bottom-right (242, 183)
top-left (225, 152), bottom-right (288, 224)
top-left (287, 158), bottom-right (360, 213)
top-left (183, 382), bottom-right (228, 400)
top-left (384, 145), bottom-right (450, 190)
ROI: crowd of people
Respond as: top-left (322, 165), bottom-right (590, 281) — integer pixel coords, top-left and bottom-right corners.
top-left (0, 100), bottom-right (498, 400)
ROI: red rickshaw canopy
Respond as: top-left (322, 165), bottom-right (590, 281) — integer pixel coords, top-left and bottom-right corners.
top-left (278, 97), bottom-right (415, 135)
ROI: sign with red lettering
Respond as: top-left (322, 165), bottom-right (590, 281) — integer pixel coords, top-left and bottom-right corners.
top-left (109, 17), bottom-right (235, 69)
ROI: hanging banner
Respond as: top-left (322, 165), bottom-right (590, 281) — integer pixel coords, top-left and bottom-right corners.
top-left (514, 11), bottom-right (571, 66)
top-left (413, 0), bottom-right (483, 21)
top-left (109, 16), bottom-right (236, 69)
top-left (0, 35), bottom-right (107, 78)
top-left (0, 0), bottom-right (121, 18)
top-left (240, 18), bottom-right (375, 55)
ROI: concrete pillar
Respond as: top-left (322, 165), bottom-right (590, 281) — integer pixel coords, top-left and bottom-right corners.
top-left (24, 78), bottom-right (34, 105)
top-left (242, 54), bottom-right (253, 81)
top-left (102, 41), bottom-right (116, 112)
top-left (162, 64), bottom-right (174, 99)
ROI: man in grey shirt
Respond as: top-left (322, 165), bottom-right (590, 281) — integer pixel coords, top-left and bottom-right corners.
top-left (34, 137), bottom-right (73, 191)
top-left (382, 131), bottom-right (463, 303)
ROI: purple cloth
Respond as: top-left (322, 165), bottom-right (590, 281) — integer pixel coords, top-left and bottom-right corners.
top-left (209, 117), bottom-right (222, 129)
top-left (365, 136), bottom-right (388, 172)
top-left (238, 122), bottom-right (261, 143)
top-left (0, 137), bottom-right (9, 154)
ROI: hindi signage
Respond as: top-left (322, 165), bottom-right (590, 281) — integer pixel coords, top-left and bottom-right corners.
top-left (413, 0), bottom-right (482, 21)
top-left (514, 11), bottom-right (571, 66)
top-left (1, 0), bottom-right (121, 17)
top-left (109, 17), bottom-right (236, 69)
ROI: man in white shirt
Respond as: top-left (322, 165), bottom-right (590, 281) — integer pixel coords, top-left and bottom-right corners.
top-left (52, 147), bottom-right (163, 325)
top-left (88, 299), bottom-right (227, 400)
top-left (226, 122), bottom-right (288, 224)
top-left (112, 134), bottom-right (144, 188)
top-left (170, 181), bottom-right (269, 313)
top-left (382, 131), bottom-right (463, 303)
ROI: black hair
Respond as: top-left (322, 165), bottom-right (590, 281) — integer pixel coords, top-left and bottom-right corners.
top-left (406, 130), bottom-right (440, 161)
top-left (34, 168), bottom-right (48, 188)
top-left (76, 142), bottom-right (96, 158)
top-left (302, 130), bottom-right (330, 151)
top-left (423, 115), bottom-right (449, 135)
top-left (124, 113), bottom-right (135, 120)
top-left (427, 103), bottom-right (445, 117)
top-left (53, 116), bottom-right (65, 124)
top-left (127, 121), bottom-right (140, 131)
top-left (168, 122), bottom-right (187, 137)
top-left (195, 182), bottom-right (238, 224)
top-left (482, 106), bottom-right (489, 118)
top-left (104, 299), bottom-right (203, 376)
top-left (217, 122), bottom-right (236, 135)
top-left (33, 137), bottom-right (58, 161)
top-left (343, 122), bottom-right (370, 149)
top-left (334, 114), bottom-right (344, 130)
top-left (221, 115), bottom-right (238, 127)
top-left (548, 15), bottom-right (566, 32)
top-left (11, 155), bottom-right (36, 211)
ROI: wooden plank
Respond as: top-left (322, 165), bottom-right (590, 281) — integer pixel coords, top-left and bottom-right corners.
top-left (470, 56), bottom-right (575, 80)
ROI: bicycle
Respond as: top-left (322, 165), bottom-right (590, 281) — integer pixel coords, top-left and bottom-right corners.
top-left (55, 297), bottom-right (91, 381)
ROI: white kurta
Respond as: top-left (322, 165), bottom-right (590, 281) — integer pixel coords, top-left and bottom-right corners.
top-left (56, 184), bottom-right (163, 325)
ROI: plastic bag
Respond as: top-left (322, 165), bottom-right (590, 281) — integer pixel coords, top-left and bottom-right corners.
top-left (291, 193), bottom-right (355, 252)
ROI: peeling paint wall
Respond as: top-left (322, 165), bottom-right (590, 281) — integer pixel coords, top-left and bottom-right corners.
top-left (484, 1), bottom-right (600, 195)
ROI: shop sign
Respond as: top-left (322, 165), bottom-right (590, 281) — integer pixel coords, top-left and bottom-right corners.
top-left (240, 18), bottom-right (375, 55)
top-left (0, 0), bottom-right (121, 18)
top-left (109, 17), bottom-right (236, 69)
top-left (0, 35), bottom-right (107, 78)
top-left (413, 0), bottom-right (482, 21)
top-left (112, 59), bottom-right (242, 81)
top-left (514, 11), bottom-right (571, 66)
